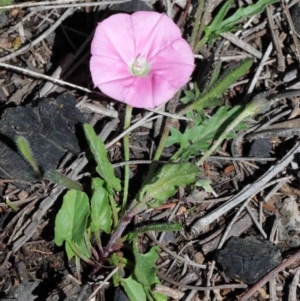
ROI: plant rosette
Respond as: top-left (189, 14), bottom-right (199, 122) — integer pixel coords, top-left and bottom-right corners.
top-left (90, 11), bottom-right (194, 109)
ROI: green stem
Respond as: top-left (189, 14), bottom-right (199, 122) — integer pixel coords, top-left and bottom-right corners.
top-left (194, 36), bottom-right (209, 53)
top-left (196, 107), bottom-right (252, 166)
top-left (194, 1), bottom-right (209, 51)
top-left (149, 60), bottom-right (253, 169)
top-left (109, 194), bottom-right (119, 228)
top-left (69, 242), bottom-right (95, 266)
top-left (190, 0), bottom-right (205, 50)
top-left (122, 105), bottom-right (133, 214)
top-left (144, 117), bottom-right (174, 182)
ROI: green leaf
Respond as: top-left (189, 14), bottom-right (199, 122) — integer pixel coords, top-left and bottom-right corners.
top-left (196, 179), bottom-right (214, 193)
top-left (65, 240), bottom-right (76, 259)
top-left (180, 90), bottom-right (196, 104)
top-left (152, 291), bottom-right (168, 301)
top-left (194, 59), bottom-right (253, 110)
top-left (204, 0), bottom-right (233, 38)
top-left (126, 223), bottom-right (182, 241)
top-left (110, 253), bottom-right (121, 286)
top-left (203, 0), bottom-right (279, 44)
top-left (133, 241), bottom-right (159, 286)
top-left (121, 276), bottom-right (146, 301)
top-left (204, 60), bottom-right (222, 92)
top-left (83, 124), bottom-right (121, 191)
top-left (44, 170), bottom-right (82, 191)
top-left (16, 136), bottom-right (41, 177)
top-left (5, 198), bottom-right (18, 212)
top-left (54, 190), bottom-right (90, 247)
top-left (222, 0), bottom-right (279, 28)
top-left (0, 0), bottom-right (12, 12)
top-left (167, 106), bottom-right (247, 160)
top-left (138, 163), bottom-right (199, 206)
top-left (90, 178), bottom-right (112, 234)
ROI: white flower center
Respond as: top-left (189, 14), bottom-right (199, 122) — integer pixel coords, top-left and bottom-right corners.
top-left (130, 56), bottom-right (150, 77)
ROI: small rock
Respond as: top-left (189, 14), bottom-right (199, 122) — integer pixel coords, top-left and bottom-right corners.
top-left (114, 287), bottom-right (129, 301)
top-left (0, 13), bottom-right (9, 29)
top-left (216, 236), bottom-right (281, 284)
top-left (248, 138), bottom-right (272, 158)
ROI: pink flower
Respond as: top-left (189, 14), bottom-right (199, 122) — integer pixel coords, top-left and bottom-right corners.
top-left (90, 11), bottom-right (194, 109)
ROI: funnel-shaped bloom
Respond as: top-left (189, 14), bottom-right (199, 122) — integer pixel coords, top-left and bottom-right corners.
top-left (90, 11), bottom-right (194, 109)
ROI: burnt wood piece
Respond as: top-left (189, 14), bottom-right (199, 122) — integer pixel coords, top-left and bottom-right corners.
top-left (216, 236), bottom-right (281, 284)
top-left (0, 93), bottom-right (86, 188)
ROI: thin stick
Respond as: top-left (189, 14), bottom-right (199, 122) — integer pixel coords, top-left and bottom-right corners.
top-left (0, 8), bottom-right (75, 63)
top-left (88, 267), bottom-right (119, 300)
top-left (191, 141), bottom-right (300, 236)
top-left (29, 1), bottom-right (130, 11)
top-left (1, 0), bottom-right (128, 9)
top-left (240, 250), bottom-right (300, 301)
top-left (0, 63), bottom-right (91, 93)
top-left (157, 272), bottom-right (247, 291)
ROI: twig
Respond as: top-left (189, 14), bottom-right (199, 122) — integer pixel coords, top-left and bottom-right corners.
top-left (220, 32), bottom-right (262, 59)
top-left (245, 204), bottom-right (267, 239)
top-left (207, 156), bottom-right (276, 162)
top-left (266, 5), bottom-right (285, 71)
top-left (240, 249), bottom-right (300, 301)
top-left (244, 42), bottom-right (273, 103)
top-left (288, 268), bottom-right (300, 301)
top-left (0, 8), bottom-right (75, 63)
top-left (191, 141), bottom-right (300, 236)
top-left (88, 267), bottom-right (119, 300)
top-left (147, 233), bottom-right (206, 269)
top-left (29, 1), bottom-right (130, 11)
top-left (283, 1), bottom-right (300, 60)
top-left (1, 0), bottom-right (128, 9)
top-left (105, 112), bottom-right (159, 148)
top-left (12, 186), bottom-right (65, 252)
top-left (0, 63), bottom-right (91, 93)
top-left (157, 272), bottom-right (247, 291)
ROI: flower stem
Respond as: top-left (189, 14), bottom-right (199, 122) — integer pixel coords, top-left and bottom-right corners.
top-left (122, 105), bottom-right (133, 214)
top-left (109, 193), bottom-right (119, 228)
top-left (144, 117), bottom-right (175, 182)
top-left (190, 0), bottom-right (205, 50)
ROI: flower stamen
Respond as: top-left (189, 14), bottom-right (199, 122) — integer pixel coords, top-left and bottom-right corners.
top-left (130, 56), bottom-right (150, 77)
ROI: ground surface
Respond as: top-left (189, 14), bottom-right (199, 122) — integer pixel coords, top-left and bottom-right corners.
top-left (0, 0), bottom-right (300, 301)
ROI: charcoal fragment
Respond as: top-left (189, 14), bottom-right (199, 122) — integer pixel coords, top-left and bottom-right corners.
top-left (0, 93), bottom-right (85, 188)
top-left (216, 236), bottom-right (281, 284)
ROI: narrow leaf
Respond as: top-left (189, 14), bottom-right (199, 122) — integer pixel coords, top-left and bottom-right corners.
top-left (138, 163), bottom-right (199, 206)
top-left (127, 223), bottom-right (182, 241)
top-left (83, 124), bottom-right (121, 191)
top-left (90, 177), bottom-right (112, 234)
top-left (16, 136), bottom-right (41, 177)
top-left (205, 0), bottom-right (233, 35)
top-left (190, 59), bottom-right (253, 112)
top-left (44, 170), bottom-right (82, 191)
top-left (5, 198), bottom-right (18, 212)
top-left (222, 0), bottom-right (279, 28)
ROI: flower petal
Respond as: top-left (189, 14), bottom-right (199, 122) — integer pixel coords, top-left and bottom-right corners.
top-left (150, 39), bottom-right (194, 88)
top-left (91, 13), bottom-right (135, 64)
top-left (99, 77), bottom-right (136, 103)
top-left (90, 56), bottom-right (131, 87)
top-left (90, 11), bottom-right (195, 109)
top-left (131, 12), bottom-right (182, 60)
top-left (124, 77), bottom-right (154, 108)
top-left (152, 74), bottom-right (178, 107)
